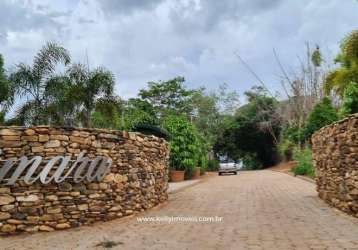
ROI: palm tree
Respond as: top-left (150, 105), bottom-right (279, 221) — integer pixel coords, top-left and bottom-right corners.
top-left (64, 63), bottom-right (115, 127)
top-left (9, 42), bottom-right (71, 125)
top-left (324, 30), bottom-right (358, 96)
top-left (0, 55), bottom-right (9, 105)
top-left (0, 54), bottom-right (10, 124)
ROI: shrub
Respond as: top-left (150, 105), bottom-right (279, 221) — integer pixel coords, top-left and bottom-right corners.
top-left (283, 126), bottom-right (305, 145)
top-left (242, 153), bottom-right (262, 170)
top-left (198, 154), bottom-right (208, 175)
top-left (292, 148), bottom-right (315, 178)
top-left (163, 115), bottom-right (199, 173)
top-left (304, 97), bottom-right (338, 141)
top-left (339, 81), bottom-right (358, 117)
top-left (207, 159), bottom-right (219, 171)
top-left (278, 139), bottom-right (295, 161)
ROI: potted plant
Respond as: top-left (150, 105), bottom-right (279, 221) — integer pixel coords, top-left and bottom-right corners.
top-left (170, 167), bottom-right (185, 182)
top-left (163, 116), bottom-right (200, 183)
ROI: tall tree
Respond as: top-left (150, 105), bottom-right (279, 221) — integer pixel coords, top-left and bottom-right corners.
top-left (214, 87), bottom-right (281, 168)
top-left (61, 63), bottom-right (115, 127)
top-left (0, 54), bottom-right (11, 125)
top-left (0, 54), bottom-right (9, 106)
top-left (91, 96), bottom-right (123, 129)
top-left (9, 42), bottom-right (71, 125)
top-left (138, 77), bottom-right (196, 119)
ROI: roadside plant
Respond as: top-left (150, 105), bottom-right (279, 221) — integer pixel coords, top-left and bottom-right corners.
top-left (339, 81), bottom-right (358, 117)
top-left (163, 115), bottom-right (200, 173)
top-left (304, 97), bottom-right (338, 141)
top-left (9, 42), bottom-right (71, 125)
top-left (292, 148), bottom-right (315, 178)
top-left (207, 159), bottom-right (220, 171)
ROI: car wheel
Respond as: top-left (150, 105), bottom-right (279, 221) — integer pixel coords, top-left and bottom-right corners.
top-left (218, 172), bottom-right (222, 176)
top-left (234, 172), bottom-right (237, 175)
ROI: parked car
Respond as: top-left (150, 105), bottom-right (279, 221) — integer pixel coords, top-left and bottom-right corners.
top-left (218, 160), bottom-right (238, 175)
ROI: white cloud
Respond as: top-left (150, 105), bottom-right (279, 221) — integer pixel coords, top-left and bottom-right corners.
top-left (1, 0), bottom-right (358, 101)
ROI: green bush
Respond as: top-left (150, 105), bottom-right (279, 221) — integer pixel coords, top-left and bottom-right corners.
top-left (339, 81), bottom-right (358, 117)
top-left (242, 153), bottom-right (262, 170)
top-left (292, 148), bottom-right (315, 178)
top-left (207, 159), bottom-right (219, 171)
top-left (278, 139), bottom-right (295, 161)
top-left (198, 155), bottom-right (208, 175)
top-left (163, 115), bottom-right (200, 173)
top-left (283, 126), bottom-right (305, 145)
top-left (304, 97), bottom-right (338, 141)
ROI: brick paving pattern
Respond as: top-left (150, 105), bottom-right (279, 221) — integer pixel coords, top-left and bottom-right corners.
top-left (1, 170), bottom-right (358, 250)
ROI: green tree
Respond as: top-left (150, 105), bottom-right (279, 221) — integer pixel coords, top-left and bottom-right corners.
top-left (121, 98), bottom-right (158, 130)
top-left (138, 77), bottom-right (196, 119)
top-left (191, 89), bottom-right (220, 146)
top-left (191, 85), bottom-right (240, 148)
top-left (339, 82), bottom-right (358, 117)
top-left (214, 87), bottom-right (281, 168)
top-left (0, 54), bottom-right (9, 105)
top-left (91, 96), bottom-right (122, 129)
top-left (304, 97), bottom-right (338, 140)
top-left (324, 30), bottom-right (358, 96)
top-left (64, 63), bottom-right (115, 127)
top-left (0, 54), bottom-right (10, 124)
top-left (9, 42), bottom-right (71, 125)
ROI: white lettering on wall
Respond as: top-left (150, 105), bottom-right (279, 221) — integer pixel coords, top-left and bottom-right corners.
top-left (0, 152), bottom-right (112, 185)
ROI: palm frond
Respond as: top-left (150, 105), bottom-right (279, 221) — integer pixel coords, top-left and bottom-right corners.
top-left (89, 67), bottom-right (115, 96)
top-left (14, 100), bottom-right (39, 126)
top-left (32, 42), bottom-right (71, 79)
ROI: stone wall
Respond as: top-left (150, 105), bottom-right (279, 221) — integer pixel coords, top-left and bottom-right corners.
top-left (0, 126), bottom-right (169, 234)
top-left (312, 114), bottom-right (358, 217)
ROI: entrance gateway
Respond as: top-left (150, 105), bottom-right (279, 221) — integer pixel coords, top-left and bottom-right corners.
top-left (0, 151), bottom-right (112, 185)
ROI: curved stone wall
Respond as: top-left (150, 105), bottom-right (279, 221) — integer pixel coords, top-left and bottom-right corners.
top-left (0, 126), bottom-right (169, 234)
top-left (312, 114), bottom-right (358, 217)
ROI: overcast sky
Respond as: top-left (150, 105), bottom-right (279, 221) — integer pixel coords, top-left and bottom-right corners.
top-left (1, 0), bottom-right (358, 101)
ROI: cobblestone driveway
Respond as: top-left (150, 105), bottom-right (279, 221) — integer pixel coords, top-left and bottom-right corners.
top-left (1, 171), bottom-right (358, 250)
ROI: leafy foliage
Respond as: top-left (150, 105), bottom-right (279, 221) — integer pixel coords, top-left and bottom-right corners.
top-left (304, 97), bottom-right (338, 140)
top-left (311, 45), bottom-right (323, 67)
top-left (339, 82), bottom-right (358, 117)
top-left (241, 153), bottom-right (262, 170)
top-left (9, 42), bottom-right (71, 125)
top-left (163, 115), bottom-right (200, 172)
top-left (7, 43), bottom-right (115, 127)
top-left (139, 77), bottom-right (196, 119)
top-left (91, 96), bottom-right (122, 129)
top-left (278, 139), bottom-right (295, 161)
top-left (0, 54), bottom-right (10, 125)
top-left (207, 159), bottom-right (219, 171)
top-left (64, 63), bottom-right (115, 127)
top-left (214, 87), bottom-right (281, 168)
top-left (292, 148), bottom-right (315, 178)
top-left (324, 30), bottom-right (358, 96)
top-left (0, 54), bottom-right (9, 105)
top-left (122, 98), bottom-right (158, 130)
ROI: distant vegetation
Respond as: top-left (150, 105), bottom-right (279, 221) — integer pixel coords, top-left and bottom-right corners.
top-left (1, 30), bottom-right (358, 176)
